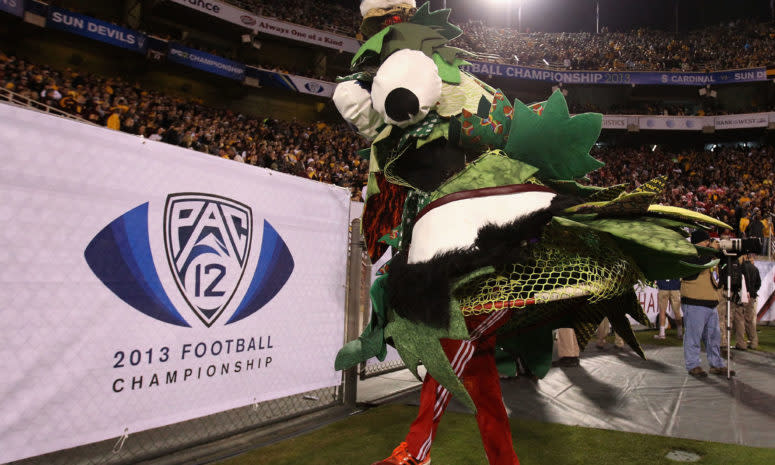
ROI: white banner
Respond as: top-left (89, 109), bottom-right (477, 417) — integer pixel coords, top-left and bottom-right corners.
top-left (169, 0), bottom-right (257, 29)
top-left (288, 74), bottom-right (337, 97)
top-left (168, 0), bottom-right (360, 53)
top-left (255, 16), bottom-right (361, 54)
top-left (755, 261), bottom-right (775, 322)
top-left (0, 104), bottom-right (350, 463)
top-left (638, 115), bottom-right (707, 131)
top-left (714, 113), bottom-right (769, 130)
top-left (635, 285), bottom-right (670, 324)
top-left (601, 115), bottom-right (628, 130)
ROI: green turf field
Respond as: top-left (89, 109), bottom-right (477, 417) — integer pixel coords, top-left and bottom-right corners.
top-left (217, 403), bottom-right (775, 465)
top-left (634, 324), bottom-right (775, 353)
top-left (215, 327), bottom-right (775, 465)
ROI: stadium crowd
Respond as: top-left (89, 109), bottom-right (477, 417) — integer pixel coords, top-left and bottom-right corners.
top-left (36, 0), bottom-right (775, 80)
top-left (0, 50), bottom-right (369, 199)
top-left (568, 100), bottom-right (775, 117)
top-left (456, 20), bottom-right (775, 72)
top-left (2, 47), bottom-right (774, 238)
top-left (222, 0), bottom-right (774, 72)
top-left (228, 0), bottom-right (359, 37)
top-left (588, 144), bottom-right (775, 241)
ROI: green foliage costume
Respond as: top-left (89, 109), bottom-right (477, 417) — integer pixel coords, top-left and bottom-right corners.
top-left (332, 1), bottom-right (727, 413)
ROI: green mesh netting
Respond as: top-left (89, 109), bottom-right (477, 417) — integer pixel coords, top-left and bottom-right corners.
top-left (455, 227), bottom-right (643, 318)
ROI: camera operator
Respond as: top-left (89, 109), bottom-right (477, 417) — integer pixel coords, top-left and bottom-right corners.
top-left (680, 230), bottom-right (732, 378)
top-left (717, 241), bottom-right (762, 351)
top-left (733, 253), bottom-right (761, 350)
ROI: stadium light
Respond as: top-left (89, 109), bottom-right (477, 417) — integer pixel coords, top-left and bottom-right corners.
top-left (595, 0), bottom-right (600, 34)
top-left (489, 0), bottom-right (526, 31)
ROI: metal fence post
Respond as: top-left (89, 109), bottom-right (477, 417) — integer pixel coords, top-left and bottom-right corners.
top-left (343, 219), bottom-right (363, 408)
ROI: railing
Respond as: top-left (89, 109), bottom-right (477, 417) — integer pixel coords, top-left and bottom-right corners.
top-left (0, 87), bottom-right (99, 126)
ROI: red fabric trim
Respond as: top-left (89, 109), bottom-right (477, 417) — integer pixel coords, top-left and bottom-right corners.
top-left (414, 184), bottom-right (557, 223)
top-left (362, 174), bottom-right (407, 263)
top-left (461, 299), bottom-right (537, 314)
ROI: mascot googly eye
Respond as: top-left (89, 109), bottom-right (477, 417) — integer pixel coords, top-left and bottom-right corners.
top-left (332, 80), bottom-right (383, 140)
top-left (371, 49), bottom-right (442, 128)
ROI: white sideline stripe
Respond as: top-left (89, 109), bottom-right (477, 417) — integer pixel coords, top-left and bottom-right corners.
top-left (407, 191), bottom-right (556, 264)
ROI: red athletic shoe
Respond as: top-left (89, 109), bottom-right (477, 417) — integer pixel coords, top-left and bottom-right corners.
top-left (371, 442), bottom-right (430, 465)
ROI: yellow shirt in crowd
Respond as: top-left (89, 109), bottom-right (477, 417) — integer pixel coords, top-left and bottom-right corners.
top-left (106, 113), bottom-right (121, 131)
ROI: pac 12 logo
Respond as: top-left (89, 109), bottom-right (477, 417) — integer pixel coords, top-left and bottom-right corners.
top-left (304, 82), bottom-right (325, 94)
top-left (84, 193), bottom-right (294, 328)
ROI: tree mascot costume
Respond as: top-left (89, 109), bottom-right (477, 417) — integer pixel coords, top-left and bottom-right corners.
top-left (332, 2), bottom-right (728, 464)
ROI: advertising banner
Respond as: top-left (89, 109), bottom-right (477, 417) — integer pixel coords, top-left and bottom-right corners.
top-left (638, 116), bottom-right (707, 131)
top-left (254, 16), bottom-right (360, 54)
top-left (169, 0), bottom-right (258, 29)
top-left (47, 6), bottom-right (147, 53)
top-left (245, 67), bottom-right (336, 97)
top-left (0, 0), bottom-right (23, 17)
top-left (601, 115), bottom-right (629, 130)
top-left (0, 104), bottom-right (350, 463)
top-left (283, 74), bottom-right (336, 98)
top-left (714, 113), bottom-right (769, 130)
top-left (168, 43), bottom-right (245, 80)
top-left (462, 61), bottom-right (768, 86)
top-left (755, 261), bottom-right (775, 322)
top-left (635, 285), bottom-right (669, 324)
top-left (168, 0), bottom-right (360, 53)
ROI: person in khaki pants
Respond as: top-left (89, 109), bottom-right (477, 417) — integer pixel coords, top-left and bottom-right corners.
top-left (655, 279), bottom-right (682, 339)
top-left (733, 253), bottom-right (761, 350)
top-left (595, 318), bottom-right (624, 349)
top-left (553, 328), bottom-right (580, 367)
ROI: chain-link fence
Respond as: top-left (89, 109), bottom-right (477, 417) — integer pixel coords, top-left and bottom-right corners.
top-left (360, 358), bottom-right (407, 379)
top-left (7, 386), bottom-right (341, 465)
top-left (349, 225), bottom-right (407, 381)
